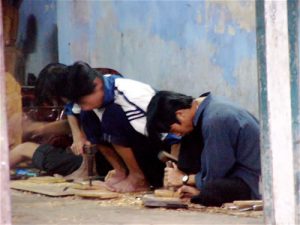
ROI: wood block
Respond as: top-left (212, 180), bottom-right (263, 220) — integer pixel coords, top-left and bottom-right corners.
top-left (233, 200), bottom-right (263, 208)
top-left (154, 189), bottom-right (179, 198)
top-left (73, 190), bottom-right (120, 199)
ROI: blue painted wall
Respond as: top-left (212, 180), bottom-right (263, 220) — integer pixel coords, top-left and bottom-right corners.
top-left (19, 0), bottom-right (258, 116)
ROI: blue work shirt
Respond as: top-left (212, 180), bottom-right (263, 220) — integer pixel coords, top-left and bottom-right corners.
top-left (193, 92), bottom-right (261, 199)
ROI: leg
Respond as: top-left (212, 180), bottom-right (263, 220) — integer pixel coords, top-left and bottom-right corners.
top-left (129, 133), bottom-right (165, 188)
top-left (63, 154), bottom-right (91, 181)
top-left (23, 115), bottom-right (70, 141)
top-left (191, 178), bottom-right (252, 206)
top-left (101, 104), bottom-right (164, 190)
top-left (31, 144), bottom-right (82, 176)
top-left (109, 144), bottom-right (148, 192)
top-left (94, 151), bottom-right (112, 177)
top-left (80, 109), bottom-right (128, 186)
top-left (97, 144), bottom-right (127, 186)
top-left (9, 142), bottom-right (39, 168)
top-left (37, 119), bottom-right (71, 137)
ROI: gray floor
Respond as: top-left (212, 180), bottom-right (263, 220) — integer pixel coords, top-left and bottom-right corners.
top-left (11, 190), bottom-right (264, 225)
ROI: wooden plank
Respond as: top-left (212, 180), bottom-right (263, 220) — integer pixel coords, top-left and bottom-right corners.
top-left (10, 180), bottom-right (75, 197)
top-left (0, 0), bottom-right (12, 223)
top-left (10, 179), bottom-right (119, 199)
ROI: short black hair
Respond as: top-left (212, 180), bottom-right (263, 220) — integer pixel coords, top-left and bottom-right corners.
top-left (65, 61), bottom-right (102, 102)
top-left (146, 91), bottom-right (193, 141)
top-left (35, 61), bottom-right (103, 103)
top-left (35, 62), bottom-right (68, 104)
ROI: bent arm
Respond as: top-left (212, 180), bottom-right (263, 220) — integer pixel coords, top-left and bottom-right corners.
top-left (67, 114), bottom-right (87, 155)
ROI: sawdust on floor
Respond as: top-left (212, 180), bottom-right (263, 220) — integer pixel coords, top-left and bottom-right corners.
top-left (12, 188), bottom-right (263, 218)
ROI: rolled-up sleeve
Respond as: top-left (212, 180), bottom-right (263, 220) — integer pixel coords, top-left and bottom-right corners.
top-left (64, 102), bottom-right (81, 115)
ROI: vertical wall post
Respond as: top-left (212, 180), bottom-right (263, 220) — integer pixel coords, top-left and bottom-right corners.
top-left (288, 1), bottom-right (300, 224)
top-left (256, 0), bottom-right (297, 224)
top-left (0, 0), bottom-right (12, 224)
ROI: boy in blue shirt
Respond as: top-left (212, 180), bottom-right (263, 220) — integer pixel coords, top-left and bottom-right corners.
top-left (35, 62), bottom-right (164, 192)
top-left (146, 91), bottom-right (261, 206)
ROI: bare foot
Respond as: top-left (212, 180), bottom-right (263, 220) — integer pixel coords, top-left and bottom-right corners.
top-left (104, 170), bottom-right (127, 187)
top-left (63, 156), bottom-right (91, 182)
top-left (110, 174), bottom-right (149, 193)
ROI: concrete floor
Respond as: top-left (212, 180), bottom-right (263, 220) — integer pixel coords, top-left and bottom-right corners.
top-left (11, 190), bottom-right (264, 225)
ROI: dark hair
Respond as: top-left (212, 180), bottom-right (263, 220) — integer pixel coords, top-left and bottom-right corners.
top-left (146, 91), bottom-right (193, 141)
top-left (65, 61), bottom-right (102, 102)
top-left (35, 63), bottom-right (68, 104)
top-left (35, 61), bottom-right (103, 103)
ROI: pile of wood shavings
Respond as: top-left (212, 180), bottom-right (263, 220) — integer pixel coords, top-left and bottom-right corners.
top-left (13, 189), bottom-right (263, 218)
top-left (75, 191), bottom-right (146, 208)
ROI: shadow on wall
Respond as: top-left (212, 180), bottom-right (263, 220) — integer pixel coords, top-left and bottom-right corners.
top-left (23, 14), bottom-right (37, 55)
top-left (20, 15), bottom-right (59, 85)
top-left (47, 24), bottom-right (58, 65)
top-left (15, 14), bottom-right (38, 84)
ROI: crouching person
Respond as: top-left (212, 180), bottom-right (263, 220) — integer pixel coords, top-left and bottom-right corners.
top-left (9, 142), bottom-right (111, 180)
top-left (35, 61), bottom-right (165, 192)
top-left (146, 91), bottom-right (261, 206)
top-left (79, 103), bottom-right (165, 192)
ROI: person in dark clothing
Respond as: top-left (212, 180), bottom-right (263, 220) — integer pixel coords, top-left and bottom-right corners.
top-left (80, 104), bottom-right (164, 191)
top-left (9, 142), bottom-right (112, 180)
top-left (10, 103), bottom-right (165, 188)
top-left (146, 91), bottom-right (261, 206)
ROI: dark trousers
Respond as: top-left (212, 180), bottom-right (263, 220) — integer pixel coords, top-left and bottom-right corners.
top-left (178, 131), bottom-right (251, 207)
top-left (191, 178), bottom-right (251, 207)
top-left (32, 144), bottom-right (82, 176)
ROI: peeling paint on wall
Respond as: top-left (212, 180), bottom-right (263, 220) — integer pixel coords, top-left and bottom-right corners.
top-left (207, 1), bottom-right (256, 32)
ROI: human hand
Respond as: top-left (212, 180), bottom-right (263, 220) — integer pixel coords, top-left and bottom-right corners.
top-left (164, 162), bottom-right (185, 187)
top-left (178, 185), bottom-right (200, 201)
top-left (71, 136), bottom-right (90, 155)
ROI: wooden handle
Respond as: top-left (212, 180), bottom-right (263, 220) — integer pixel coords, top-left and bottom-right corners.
top-left (154, 189), bottom-right (179, 198)
top-left (233, 200), bottom-right (263, 207)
